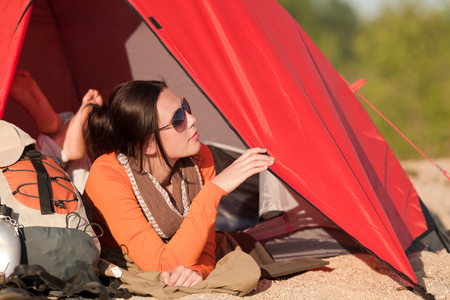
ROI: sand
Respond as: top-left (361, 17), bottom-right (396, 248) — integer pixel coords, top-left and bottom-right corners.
top-left (129, 158), bottom-right (450, 300)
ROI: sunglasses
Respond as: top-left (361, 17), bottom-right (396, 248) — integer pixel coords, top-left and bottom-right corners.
top-left (158, 98), bottom-right (192, 132)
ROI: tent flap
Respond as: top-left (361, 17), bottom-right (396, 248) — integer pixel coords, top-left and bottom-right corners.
top-left (128, 0), bottom-right (427, 285)
top-left (0, 0), bottom-right (32, 118)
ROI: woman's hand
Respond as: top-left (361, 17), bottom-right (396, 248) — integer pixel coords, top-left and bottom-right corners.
top-left (212, 147), bottom-right (275, 193)
top-left (161, 266), bottom-right (203, 287)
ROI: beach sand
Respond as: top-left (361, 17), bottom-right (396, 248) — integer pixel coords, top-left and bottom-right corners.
top-left (129, 158), bottom-right (450, 300)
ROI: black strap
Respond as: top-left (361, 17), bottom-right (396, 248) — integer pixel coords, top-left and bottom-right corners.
top-left (106, 278), bottom-right (133, 299)
top-left (27, 150), bottom-right (53, 215)
top-left (0, 204), bottom-right (13, 217)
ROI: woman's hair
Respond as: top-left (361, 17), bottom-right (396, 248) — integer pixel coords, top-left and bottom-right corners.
top-left (85, 80), bottom-right (171, 169)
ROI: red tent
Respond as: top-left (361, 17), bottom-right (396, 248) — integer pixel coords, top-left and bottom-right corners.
top-left (0, 0), bottom-right (438, 296)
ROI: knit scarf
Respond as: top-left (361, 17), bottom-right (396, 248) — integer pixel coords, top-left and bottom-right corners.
top-left (117, 154), bottom-right (203, 241)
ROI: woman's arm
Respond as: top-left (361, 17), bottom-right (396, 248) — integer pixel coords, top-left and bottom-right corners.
top-left (84, 148), bottom-right (225, 274)
top-left (163, 145), bottom-right (275, 282)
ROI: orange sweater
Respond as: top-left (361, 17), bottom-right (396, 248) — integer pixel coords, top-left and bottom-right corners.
top-left (84, 144), bottom-right (226, 278)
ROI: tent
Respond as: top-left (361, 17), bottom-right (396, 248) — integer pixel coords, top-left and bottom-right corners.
top-left (1, 0), bottom-right (445, 297)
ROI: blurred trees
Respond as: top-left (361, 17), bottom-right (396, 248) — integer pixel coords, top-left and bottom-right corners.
top-left (277, 0), bottom-right (450, 159)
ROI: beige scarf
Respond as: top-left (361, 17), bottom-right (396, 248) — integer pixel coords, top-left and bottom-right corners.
top-left (117, 154), bottom-right (203, 241)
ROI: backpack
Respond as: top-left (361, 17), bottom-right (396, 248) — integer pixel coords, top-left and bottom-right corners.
top-left (0, 121), bottom-right (100, 286)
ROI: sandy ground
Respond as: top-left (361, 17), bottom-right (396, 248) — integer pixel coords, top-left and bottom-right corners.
top-left (129, 158), bottom-right (450, 300)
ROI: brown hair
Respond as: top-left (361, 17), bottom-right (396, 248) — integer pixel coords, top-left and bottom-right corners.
top-left (85, 80), bottom-right (172, 169)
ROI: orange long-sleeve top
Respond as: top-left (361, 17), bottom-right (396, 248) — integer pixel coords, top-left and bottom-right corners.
top-left (83, 143), bottom-right (227, 278)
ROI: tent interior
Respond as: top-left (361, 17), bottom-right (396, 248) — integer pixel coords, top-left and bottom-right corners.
top-left (3, 0), bottom-right (365, 261)
top-left (3, 1), bottom-right (449, 290)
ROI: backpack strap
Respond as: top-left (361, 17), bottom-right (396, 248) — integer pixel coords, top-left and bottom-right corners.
top-left (26, 150), bottom-right (54, 215)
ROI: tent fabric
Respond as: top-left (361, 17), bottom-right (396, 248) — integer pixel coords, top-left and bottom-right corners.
top-left (127, 0), bottom-right (427, 286)
top-left (0, 0), bottom-right (435, 291)
top-left (125, 22), bottom-right (245, 149)
top-left (1, 0), bottom-right (140, 138)
top-left (0, 0), bottom-right (32, 119)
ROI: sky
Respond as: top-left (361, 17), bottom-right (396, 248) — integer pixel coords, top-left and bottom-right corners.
top-left (341, 0), bottom-right (448, 19)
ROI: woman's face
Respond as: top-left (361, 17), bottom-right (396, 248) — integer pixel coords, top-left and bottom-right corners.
top-left (157, 88), bottom-right (201, 163)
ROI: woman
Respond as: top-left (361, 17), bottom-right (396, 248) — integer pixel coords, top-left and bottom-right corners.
top-left (83, 81), bottom-right (274, 288)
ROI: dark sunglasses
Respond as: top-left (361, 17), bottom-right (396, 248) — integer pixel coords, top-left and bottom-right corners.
top-left (158, 98), bottom-right (191, 132)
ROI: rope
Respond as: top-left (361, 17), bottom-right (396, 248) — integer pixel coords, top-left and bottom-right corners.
top-left (347, 78), bottom-right (450, 181)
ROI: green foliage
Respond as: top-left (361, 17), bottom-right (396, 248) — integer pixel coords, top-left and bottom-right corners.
top-left (277, 0), bottom-right (358, 65)
top-left (277, 0), bottom-right (450, 159)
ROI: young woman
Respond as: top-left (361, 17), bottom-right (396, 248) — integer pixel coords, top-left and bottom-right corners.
top-left (83, 80), bottom-right (274, 288)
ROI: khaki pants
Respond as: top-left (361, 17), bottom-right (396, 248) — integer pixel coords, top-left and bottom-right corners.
top-left (98, 232), bottom-right (260, 298)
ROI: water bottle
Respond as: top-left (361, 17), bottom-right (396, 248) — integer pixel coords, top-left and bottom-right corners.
top-left (0, 204), bottom-right (21, 281)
